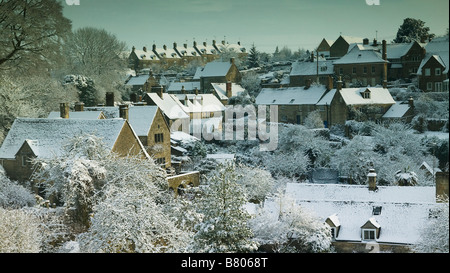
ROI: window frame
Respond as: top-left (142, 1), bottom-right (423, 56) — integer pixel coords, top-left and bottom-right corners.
top-left (362, 228), bottom-right (377, 241)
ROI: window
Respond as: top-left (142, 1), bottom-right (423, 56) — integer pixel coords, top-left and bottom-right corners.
top-left (21, 155), bottom-right (28, 167)
top-left (352, 67), bottom-right (356, 74)
top-left (339, 68), bottom-right (344, 75)
top-left (425, 68), bottom-right (431, 76)
top-left (154, 133), bottom-right (164, 143)
top-left (372, 206), bottom-right (382, 215)
top-left (362, 229), bottom-right (376, 241)
top-left (435, 82), bottom-right (442, 92)
top-left (363, 66), bottom-right (368, 74)
top-left (371, 66), bottom-right (376, 74)
top-left (330, 227), bottom-right (337, 240)
top-left (362, 91), bottom-right (371, 99)
top-left (427, 82), bottom-right (433, 91)
top-left (156, 157), bottom-right (166, 166)
top-left (435, 68), bottom-right (441, 76)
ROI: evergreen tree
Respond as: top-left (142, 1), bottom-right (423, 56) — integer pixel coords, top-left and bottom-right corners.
top-left (189, 161), bottom-right (258, 253)
top-left (247, 44), bottom-right (260, 68)
top-left (394, 18), bottom-right (435, 43)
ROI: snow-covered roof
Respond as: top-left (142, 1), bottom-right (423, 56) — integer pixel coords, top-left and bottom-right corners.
top-left (417, 36), bottom-right (449, 75)
top-left (127, 106), bottom-right (159, 137)
top-left (385, 43), bottom-right (414, 59)
top-left (153, 45), bottom-right (181, 59)
top-left (382, 102), bottom-right (411, 118)
top-left (193, 61), bottom-right (232, 79)
top-left (211, 83), bottom-right (246, 100)
top-left (132, 49), bottom-right (160, 61)
top-left (215, 43), bottom-right (246, 54)
top-left (177, 45), bottom-right (200, 57)
top-left (195, 42), bottom-right (219, 55)
top-left (85, 106), bottom-right (119, 119)
top-left (316, 89), bottom-right (336, 106)
top-left (0, 118), bottom-right (127, 159)
top-left (48, 111), bottom-right (105, 120)
top-left (338, 87), bottom-right (395, 106)
top-left (255, 85), bottom-right (328, 105)
top-left (171, 94), bottom-right (225, 114)
top-left (170, 131), bottom-right (199, 143)
top-left (125, 74), bottom-right (150, 86)
top-left (340, 35), bottom-right (364, 45)
top-left (290, 59), bottom-right (334, 76)
top-left (145, 93), bottom-right (190, 120)
top-left (334, 46), bottom-right (387, 65)
top-left (281, 183), bottom-right (440, 244)
top-left (167, 81), bottom-right (201, 93)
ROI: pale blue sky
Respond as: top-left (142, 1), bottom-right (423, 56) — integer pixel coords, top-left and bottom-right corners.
top-left (62, 0), bottom-right (449, 53)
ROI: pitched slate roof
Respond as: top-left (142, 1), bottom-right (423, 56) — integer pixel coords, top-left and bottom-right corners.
top-left (193, 61), bottom-right (232, 79)
top-left (280, 183), bottom-right (440, 244)
top-left (0, 118), bottom-right (127, 159)
top-left (167, 81), bottom-right (201, 93)
top-left (334, 46), bottom-right (387, 65)
top-left (338, 87), bottom-right (395, 106)
top-left (417, 36), bottom-right (449, 75)
top-left (132, 49), bottom-right (160, 61)
top-left (255, 85), bottom-right (328, 105)
top-left (145, 93), bottom-right (189, 120)
top-left (125, 74), bottom-right (150, 86)
top-left (48, 111), bottom-right (105, 120)
top-left (382, 102), bottom-right (411, 118)
top-left (290, 59), bottom-right (334, 76)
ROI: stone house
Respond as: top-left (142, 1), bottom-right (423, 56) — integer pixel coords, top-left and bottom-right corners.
top-left (272, 169), bottom-right (449, 253)
top-left (417, 36), bottom-right (449, 92)
top-left (128, 46), bottom-right (160, 71)
top-left (383, 41), bottom-right (426, 81)
top-left (0, 117), bottom-right (149, 184)
top-left (327, 80), bottom-right (396, 126)
top-left (151, 44), bottom-right (184, 69)
top-left (316, 38), bottom-right (334, 59)
top-left (193, 41), bottom-right (221, 63)
top-left (289, 54), bottom-right (335, 87)
top-left (330, 35), bottom-right (364, 58)
top-left (193, 58), bottom-right (242, 93)
top-left (381, 98), bottom-right (415, 123)
top-left (333, 41), bottom-right (388, 88)
top-left (255, 84), bottom-right (329, 125)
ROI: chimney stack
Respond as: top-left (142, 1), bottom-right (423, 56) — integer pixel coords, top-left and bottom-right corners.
top-left (60, 103), bottom-right (69, 119)
top-left (305, 78), bottom-right (312, 89)
top-left (195, 87), bottom-right (199, 96)
top-left (74, 102), bottom-right (84, 112)
top-left (408, 97), bottom-right (414, 108)
top-left (226, 81), bottom-right (232, 98)
top-left (106, 92), bottom-right (115, 107)
top-left (337, 76), bottom-right (343, 91)
top-left (163, 44), bottom-right (167, 51)
top-left (368, 168), bottom-right (378, 191)
top-left (152, 85), bottom-right (164, 99)
top-left (435, 171), bottom-right (449, 202)
top-left (327, 76), bottom-right (334, 91)
top-left (181, 85), bottom-right (186, 94)
top-left (363, 38), bottom-right (369, 45)
top-left (173, 42), bottom-right (177, 49)
top-left (143, 46), bottom-right (147, 52)
top-left (152, 44), bottom-right (156, 52)
top-left (119, 104), bottom-right (129, 121)
top-left (382, 40), bottom-right (388, 89)
top-left (230, 57), bottom-right (235, 65)
top-left (372, 39), bottom-right (378, 46)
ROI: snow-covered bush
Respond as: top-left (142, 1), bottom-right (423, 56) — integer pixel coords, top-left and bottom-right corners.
top-left (413, 199), bottom-right (449, 253)
top-left (236, 164), bottom-right (275, 203)
top-left (304, 110), bottom-right (325, 129)
top-left (0, 174), bottom-right (36, 209)
top-left (0, 207), bottom-right (42, 253)
top-left (250, 193), bottom-right (332, 253)
top-left (189, 161), bottom-right (258, 253)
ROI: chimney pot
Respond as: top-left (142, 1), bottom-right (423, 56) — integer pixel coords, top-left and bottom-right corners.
top-left (408, 97), bottom-right (414, 108)
top-left (363, 38), bottom-right (369, 45)
top-left (337, 77), bottom-right (343, 91)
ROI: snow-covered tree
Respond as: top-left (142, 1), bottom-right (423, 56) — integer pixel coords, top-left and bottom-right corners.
top-left (77, 156), bottom-right (189, 253)
top-left (236, 164), bottom-right (275, 204)
top-left (304, 110), bottom-right (325, 129)
top-left (394, 18), bottom-right (435, 43)
top-left (247, 44), bottom-right (260, 68)
top-left (0, 207), bottom-right (42, 253)
top-left (0, 171), bottom-right (36, 209)
top-left (413, 199), bottom-right (449, 253)
top-left (250, 192), bottom-right (332, 253)
top-left (189, 161), bottom-right (258, 253)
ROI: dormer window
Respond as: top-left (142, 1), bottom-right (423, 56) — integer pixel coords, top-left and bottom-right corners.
top-left (361, 217), bottom-right (381, 241)
top-left (325, 214), bottom-right (341, 241)
top-left (361, 89), bottom-right (371, 99)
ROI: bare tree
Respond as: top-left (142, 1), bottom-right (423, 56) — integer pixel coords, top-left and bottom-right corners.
top-left (0, 0), bottom-right (71, 73)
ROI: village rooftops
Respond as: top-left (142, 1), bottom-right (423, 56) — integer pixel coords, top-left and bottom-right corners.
top-left (290, 58), bottom-right (334, 76)
top-left (48, 111), bottom-right (105, 120)
top-left (0, 118), bottom-right (134, 159)
top-left (211, 82), bottom-right (246, 100)
top-left (144, 93), bottom-right (190, 120)
top-left (255, 85), bottom-right (328, 105)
